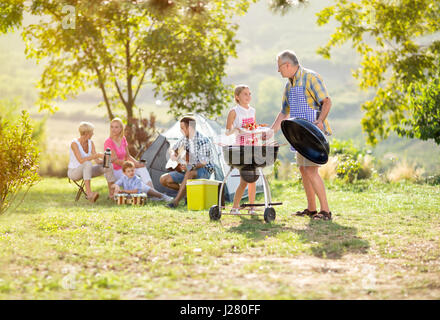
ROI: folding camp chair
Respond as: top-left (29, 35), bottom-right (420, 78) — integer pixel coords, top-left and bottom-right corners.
top-left (68, 178), bottom-right (87, 201)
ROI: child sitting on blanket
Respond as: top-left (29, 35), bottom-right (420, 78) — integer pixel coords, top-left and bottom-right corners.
top-left (113, 161), bottom-right (173, 202)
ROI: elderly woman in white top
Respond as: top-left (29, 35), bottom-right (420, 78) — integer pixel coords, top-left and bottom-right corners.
top-left (67, 122), bottom-right (116, 203)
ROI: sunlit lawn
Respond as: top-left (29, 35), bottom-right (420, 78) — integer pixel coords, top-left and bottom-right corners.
top-left (0, 177), bottom-right (439, 299)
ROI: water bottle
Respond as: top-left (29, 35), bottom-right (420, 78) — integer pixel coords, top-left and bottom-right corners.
top-left (103, 148), bottom-right (111, 168)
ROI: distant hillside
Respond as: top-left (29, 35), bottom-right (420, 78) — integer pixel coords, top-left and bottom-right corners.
top-left (0, 0), bottom-right (439, 174)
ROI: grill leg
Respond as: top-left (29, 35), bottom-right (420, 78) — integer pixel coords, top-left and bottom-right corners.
top-left (218, 168), bottom-right (233, 214)
top-left (259, 168), bottom-right (272, 208)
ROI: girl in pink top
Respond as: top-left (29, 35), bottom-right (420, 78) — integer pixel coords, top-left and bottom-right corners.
top-left (104, 118), bottom-right (153, 188)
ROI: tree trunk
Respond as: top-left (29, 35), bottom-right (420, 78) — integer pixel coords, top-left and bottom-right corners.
top-left (101, 86), bottom-right (115, 121)
top-left (97, 76), bottom-right (115, 121)
top-left (126, 102), bottom-right (133, 123)
top-left (125, 34), bottom-right (134, 123)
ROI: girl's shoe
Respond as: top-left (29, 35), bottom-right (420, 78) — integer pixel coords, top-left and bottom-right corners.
top-left (248, 207), bottom-right (257, 215)
top-left (230, 208), bottom-right (240, 215)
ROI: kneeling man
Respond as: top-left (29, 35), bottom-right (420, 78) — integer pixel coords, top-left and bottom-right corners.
top-left (160, 116), bottom-right (215, 208)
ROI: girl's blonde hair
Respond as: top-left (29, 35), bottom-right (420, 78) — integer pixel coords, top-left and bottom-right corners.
top-left (110, 117), bottom-right (125, 139)
top-left (234, 84), bottom-right (249, 103)
top-left (78, 122), bottom-right (94, 136)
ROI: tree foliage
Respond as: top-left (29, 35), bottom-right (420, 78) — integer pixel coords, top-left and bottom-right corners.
top-left (396, 77), bottom-right (440, 144)
top-left (316, 0), bottom-right (440, 145)
top-left (0, 0), bottom-right (24, 34)
top-left (0, 110), bottom-right (40, 215)
top-left (268, 0), bottom-right (309, 15)
top-left (271, 0), bottom-right (440, 146)
top-left (2, 0), bottom-right (255, 121)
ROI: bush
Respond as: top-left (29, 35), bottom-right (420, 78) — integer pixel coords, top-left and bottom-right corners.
top-left (276, 139), bottom-right (378, 183)
top-left (356, 154), bottom-right (375, 180)
top-left (319, 156), bottom-right (338, 181)
top-left (330, 139), bottom-right (375, 183)
top-left (386, 160), bottom-right (424, 183)
top-left (39, 153), bottom-right (69, 177)
top-left (331, 138), bottom-right (364, 158)
top-left (336, 154), bottom-right (361, 183)
top-left (0, 99), bottom-right (46, 151)
top-left (124, 113), bottom-right (159, 158)
top-left (0, 111), bottom-right (40, 215)
top-left (425, 174), bottom-right (440, 185)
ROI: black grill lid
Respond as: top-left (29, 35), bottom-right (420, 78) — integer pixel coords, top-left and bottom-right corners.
top-left (281, 118), bottom-right (330, 165)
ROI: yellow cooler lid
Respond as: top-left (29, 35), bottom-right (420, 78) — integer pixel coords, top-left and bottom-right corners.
top-left (186, 179), bottom-right (222, 186)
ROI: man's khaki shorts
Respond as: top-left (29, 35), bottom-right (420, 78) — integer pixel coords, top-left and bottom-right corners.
top-left (296, 152), bottom-right (321, 167)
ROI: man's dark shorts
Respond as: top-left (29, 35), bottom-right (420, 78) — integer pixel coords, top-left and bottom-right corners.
top-left (169, 167), bottom-right (211, 184)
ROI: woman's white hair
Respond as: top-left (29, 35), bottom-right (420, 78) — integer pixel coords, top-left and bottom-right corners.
top-left (78, 122), bottom-right (95, 136)
top-left (277, 50), bottom-right (299, 66)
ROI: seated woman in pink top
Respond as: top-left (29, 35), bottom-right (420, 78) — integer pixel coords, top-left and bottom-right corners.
top-left (104, 118), bottom-right (154, 187)
top-left (105, 118), bottom-right (169, 200)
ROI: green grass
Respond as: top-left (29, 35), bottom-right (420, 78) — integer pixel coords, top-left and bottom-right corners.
top-left (0, 177), bottom-right (439, 299)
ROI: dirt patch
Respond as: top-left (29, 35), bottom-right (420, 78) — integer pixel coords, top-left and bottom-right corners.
top-left (154, 253), bottom-right (440, 299)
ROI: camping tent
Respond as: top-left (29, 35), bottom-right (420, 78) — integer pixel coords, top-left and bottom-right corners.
top-left (140, 113), bottom-right (264, 202)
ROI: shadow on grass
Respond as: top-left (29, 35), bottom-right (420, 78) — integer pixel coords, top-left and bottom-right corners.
top-left (224, 209), bottom-right (369, 259)
top-left (12, 183), bottom-right (171, 215)
top-left (226, 215), bottom-right (295, 241)
top-left (293, 218), bottom-right (370, 259)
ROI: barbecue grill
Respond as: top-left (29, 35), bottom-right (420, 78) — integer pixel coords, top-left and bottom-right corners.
top-left (209, 119), bottom-right (330, 222)
top-left (209, 144), bottom-right (282, 223)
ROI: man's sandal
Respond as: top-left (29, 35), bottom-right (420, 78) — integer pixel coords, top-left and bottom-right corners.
top-left (293, 209), bottom-right (317, 217)
top-left (312, 211), bottom-right (332, 221)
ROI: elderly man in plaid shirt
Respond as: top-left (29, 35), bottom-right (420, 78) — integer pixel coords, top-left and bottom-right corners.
top-left (270, 50), bottom-right (333, 221)
top-left (160, 116), bottom-right (214, 208)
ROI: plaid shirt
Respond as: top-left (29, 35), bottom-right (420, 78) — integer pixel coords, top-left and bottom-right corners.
top-left (172, 131), bottom-right (214, 172)
top-left (281, 65), bottom-right (332, 135)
